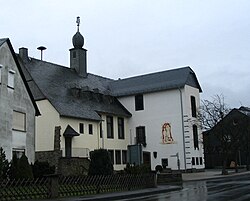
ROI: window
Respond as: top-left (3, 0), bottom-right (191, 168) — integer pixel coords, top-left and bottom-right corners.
top-left (135, 94), bottom-right (144, 111)
top-left (122, 150), bottom-right (127, 164)
top-left (100, 122), bottom-right (103, 138)
top-left (8, 70), bottom-right (15, 89)
top-left (118, 117), bottom-right (125, 139)
top-left (193, 125), bottom-right (199, 150)
top-left (79, 123), bottom-right (84, 134)
top-left (136, 126), bottom-right (146, 146)
top-left (89, 124), bottom-right (93, 134)
top-left (196, 157), bottom-right (199, 165)
top-left (200, 157), bottom-right (203, 165)
top-left (108, 150), bottom-right (114, 164)
top-left (13, 111), bottom-right (26, 131)
top-left (192, 157), bottom-right (195, 165)
top-left (107, 116), bottom-right (114, 138)
top-left (73, 51), bottom-right (76, 58)
top-left (0, 64), bottom-right (3, 83)
top-left (12, 149), bottom-right (25, 159)
top-left (115, 150), bottom-right (121, 165)
top-left (191, 96), bottom-right (197, 117)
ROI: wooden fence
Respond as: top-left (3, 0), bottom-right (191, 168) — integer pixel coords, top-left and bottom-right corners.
top-left (0, 177), bottom-right (50, 201)
top-left (0, 173), bottom-right (156, 201)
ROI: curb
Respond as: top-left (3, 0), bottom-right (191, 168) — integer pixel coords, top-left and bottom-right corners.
top-left (182, 170), bottom-right (250, 182)
top-left (78, 186), bottom-right (182, 201)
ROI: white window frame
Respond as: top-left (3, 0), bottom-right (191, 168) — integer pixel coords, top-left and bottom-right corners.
top-left (13, 111), bottom-right (26, 132)
top-left (12, 148), bottom-right (25, 159)
top-left (8, 69), bottom-right (15, 89)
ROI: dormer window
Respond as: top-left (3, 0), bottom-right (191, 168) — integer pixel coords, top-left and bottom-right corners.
top-left (8, 69), bottom-right (15, 89)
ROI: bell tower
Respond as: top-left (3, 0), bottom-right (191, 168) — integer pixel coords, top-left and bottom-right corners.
top-left (70, 16), bottom-right (87, 77)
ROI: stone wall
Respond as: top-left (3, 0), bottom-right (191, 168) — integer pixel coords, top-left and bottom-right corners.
top-left (58, 157), bottom-right (90, 176)
top-left (35, 150), bottom-right (62, 173)
top-left (35, 126), bottom-right (90, 176)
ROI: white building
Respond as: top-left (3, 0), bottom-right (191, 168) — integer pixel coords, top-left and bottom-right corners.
top-left (110, 68), bottom-right (204, 171)
top-left (18, 19), bottom-right (204, 172)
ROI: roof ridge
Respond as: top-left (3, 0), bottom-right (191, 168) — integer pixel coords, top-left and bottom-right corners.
top-left (28, 57), bottom-right (114, 81)
top-left (29, 57), bottom-right (71, 70)
top-left (112, 66), bottom-right (191, 82)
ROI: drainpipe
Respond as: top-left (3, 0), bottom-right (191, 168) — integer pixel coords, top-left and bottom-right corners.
top-left (179, 88), bottom-right (187, 171)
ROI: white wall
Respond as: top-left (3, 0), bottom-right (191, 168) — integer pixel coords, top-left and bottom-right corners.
top-left (118, 86), bottom-right (204, 170)
top-left (35, 102), bottom-right (130, 170)
top-left (0, 41), bottom-right (36, 162)
top-left (60, 117), bottom-right (100, 155)
top-left (35, 100), bottom-right (60, 151)
top-left (183, 85), bottom-right (204, 169)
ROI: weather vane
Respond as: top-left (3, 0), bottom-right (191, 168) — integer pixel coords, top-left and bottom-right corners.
top-left (76, 16), bottom-right (80, 32)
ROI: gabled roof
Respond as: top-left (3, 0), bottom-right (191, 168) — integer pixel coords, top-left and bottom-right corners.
top-left (109, 66), bottom-right (202, 97)
top-left (206, 107), bottom-right (250, 135)
top-left (63, 125), bottom-right (80, 137)
top-left (20, 57), bottom-right (131, 121)
top-left (0, 38), bottom-right (40, 116)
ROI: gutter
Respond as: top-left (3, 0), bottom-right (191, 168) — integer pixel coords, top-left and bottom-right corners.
top-left (178, 87), bottom-right (187, 171)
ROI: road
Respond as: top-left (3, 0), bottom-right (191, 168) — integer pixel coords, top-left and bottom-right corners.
top-left (117, 174), bottom-right (250, 201)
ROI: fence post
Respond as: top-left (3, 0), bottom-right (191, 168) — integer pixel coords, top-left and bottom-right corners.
top-left (46, 174), bottom-right (60, 198)
top-left (153, 173), bottom-right (158, 187)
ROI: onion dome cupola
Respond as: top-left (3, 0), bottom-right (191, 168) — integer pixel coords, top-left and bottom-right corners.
top-left (72, 17), bottom-right (84, 48)
top-left (70, 16), bottom-right (88, 78)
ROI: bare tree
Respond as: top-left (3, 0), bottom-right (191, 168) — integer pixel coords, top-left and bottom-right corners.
top-left (201, 94), bottom-right (231, 175)
top-left (199, 94), bottom-right (231, 131)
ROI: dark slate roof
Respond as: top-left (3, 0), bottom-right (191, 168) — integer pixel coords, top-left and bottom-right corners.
top-left (0, 38), bottom-right (40, 116)
top-left (109, 67), bottom-right (202, 97)
top-left (18, 57), bottom-right (46, 101)
top-left (20, 57), bottom-right (131, 121)
top-left (63, 125), bottom-right (80, 137)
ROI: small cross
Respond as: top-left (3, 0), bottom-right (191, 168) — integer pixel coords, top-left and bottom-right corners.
top-left (76, 16), bottom-right (80, 31)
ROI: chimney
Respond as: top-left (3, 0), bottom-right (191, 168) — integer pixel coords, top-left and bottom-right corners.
top-left (70, 16), bottom-right (87, 78)
top-left (19, 47), bottom-right (29, 62)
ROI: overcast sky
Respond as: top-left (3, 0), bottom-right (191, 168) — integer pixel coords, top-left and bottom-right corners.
top-left (1, 0), bottom-right (250, 108)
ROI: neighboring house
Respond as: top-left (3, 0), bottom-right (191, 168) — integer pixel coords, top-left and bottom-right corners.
top-left (0, 38), bottom-right (39, 163)
top-left (18, 19), bottom-right (204, 172)
top-left (203, 107), bottom-right (250, 168)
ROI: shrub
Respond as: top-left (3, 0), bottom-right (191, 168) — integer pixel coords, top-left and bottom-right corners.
top-left (32, 160), bottom-right (55, 178)
top-left (155, 165), bottom-right (163, 173)
top-left (9, 153), bottom-right (19, 180)
top-left (9, 153), bottom-right (33, 179)
top-left (124, 163), bottom-right (151, 174)
top-left (0, 147), bottom-right (9, 179)
top-left (88, 149), bottom-right (113, 175)
top-left (18, 154), bottom-right (33, 179)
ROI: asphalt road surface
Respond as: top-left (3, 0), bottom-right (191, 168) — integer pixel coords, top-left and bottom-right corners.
top-left (118, 174), bottom-right (250, 201)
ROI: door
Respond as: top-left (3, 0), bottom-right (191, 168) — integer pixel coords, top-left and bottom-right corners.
top-left (143, 151), bottom-right (151, 169)
top-left (65, 137), bottom-right (72, 158)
